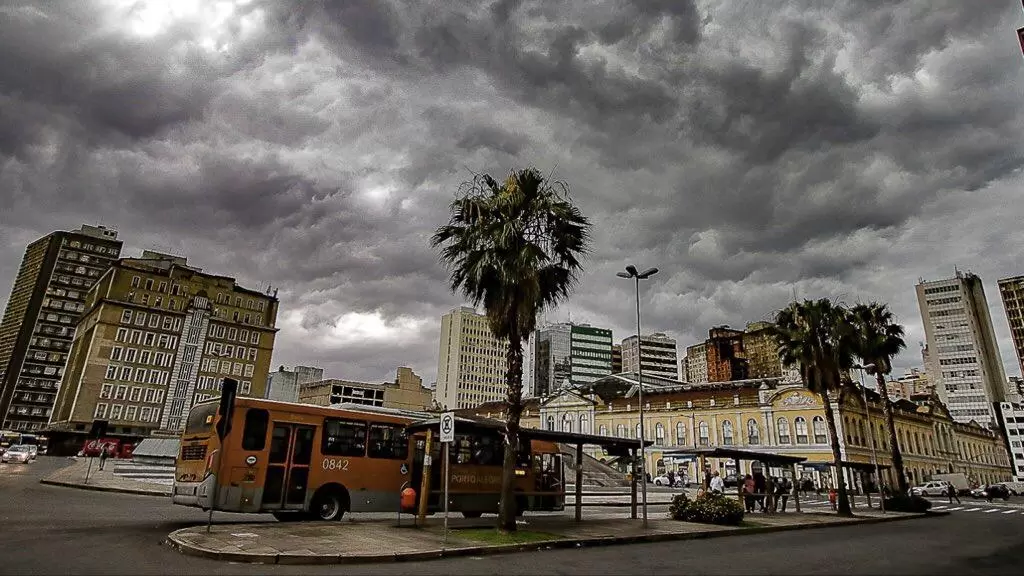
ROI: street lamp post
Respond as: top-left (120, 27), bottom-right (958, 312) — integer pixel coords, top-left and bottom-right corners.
top-left (856, 363), bottom-right (885, 513)
top-left (617, 264), bottom-right (658, 529)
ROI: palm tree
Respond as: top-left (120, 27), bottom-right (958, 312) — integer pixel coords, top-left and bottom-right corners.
top-left (432, 167), bottom-right (591, 531)
top-left (773, 298), bottom-right (858, 517)
top-left (850, 302), bottom-right (909, 494)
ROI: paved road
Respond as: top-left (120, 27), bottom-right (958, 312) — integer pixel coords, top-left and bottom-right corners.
top-left (2, 458), bottom-right (1023, 575)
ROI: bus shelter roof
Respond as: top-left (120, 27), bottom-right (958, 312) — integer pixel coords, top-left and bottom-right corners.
top-left (406, 414), bottom-right (652, 456)
top-left (661, 447), bottom-right (807, 466)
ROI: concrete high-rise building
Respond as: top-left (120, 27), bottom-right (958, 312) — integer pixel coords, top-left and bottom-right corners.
top-left (531, 322), bottom-right (613, 396)
top-left (267, 365), bottom-right (324, 403)
top-left (997, 275), bottom-right (1024, 379)
top-left (685, 342), bottom-right (708, 384)
top-left (621, 332), bottom-right (678, 381)
top-left (435, 307), bottom-right (508, 409)
top-left (742, 321), bottom-right (785, 379)
top-left (48, 251), bottom-right (279, 450)
top-left (0, 225), bottom-right (122, 432)
top-left (611, 344), bottom-right (622, 374)
top-left (706, 326), bottom-right (748, 382)
top-left (886, 369), bottom-right (933, 401)
top-left (916, 272), bottom-right (1008, 426)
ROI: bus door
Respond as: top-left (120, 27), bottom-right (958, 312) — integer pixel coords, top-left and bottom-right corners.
top-left (262, 423), bottom-right (316, 510)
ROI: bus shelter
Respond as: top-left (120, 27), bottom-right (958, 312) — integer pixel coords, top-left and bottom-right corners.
top-left (662, 447), bottom-right (807, 512)
top-left (407, 414), bottom-right (653, 522)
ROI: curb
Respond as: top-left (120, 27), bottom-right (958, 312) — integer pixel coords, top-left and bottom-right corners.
top-left (40, 478), bottom-right (170, 498)
top-left (165, 511), bottom-right (940, 565)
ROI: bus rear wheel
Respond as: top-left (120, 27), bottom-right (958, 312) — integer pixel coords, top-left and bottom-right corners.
top-left (309, 488), bottom-right (348, 521)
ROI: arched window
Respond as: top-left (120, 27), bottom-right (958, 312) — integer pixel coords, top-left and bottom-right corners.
top-left (616, 424), bottom-right (627, 438)
top-left (721, 421), bottom-right (734, 445)
top-left (698, 421), bottom-right (710, 446)
top-left (794, 417), bottom-right (808, 444)
top-left (676, 422), bottom-right (687, 446)
top-left (579, 413), bottom-right (589, 435)
top-left (599, 424), bottom-right (608, 436)
top-left (636, 423), bottom-right (643, 440)
top-left (655, 423), bottom-right (666, 446)
top-left (747, 419), bottom-right (760, 445)
top-left (777, 417), bottom-right (791, 444)
top-left (562, 413), bottom-right (573, 433)
top-left (812, 416), bottom-right (827, 444)
top-left (546, 415), bottom-right (555, 431)
top-left (857, 420), bottom-right (866, 446)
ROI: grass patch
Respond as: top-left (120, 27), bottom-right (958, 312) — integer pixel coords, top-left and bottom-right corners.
top-left (453, 528), bottom-right (563, 545)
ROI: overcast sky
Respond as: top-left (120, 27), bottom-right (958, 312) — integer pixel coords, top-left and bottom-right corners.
top-left (1, 0), bottom-right (1023, 386)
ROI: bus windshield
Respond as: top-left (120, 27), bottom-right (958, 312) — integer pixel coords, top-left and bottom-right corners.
top-left (184, 403), bottom-right (218, 437)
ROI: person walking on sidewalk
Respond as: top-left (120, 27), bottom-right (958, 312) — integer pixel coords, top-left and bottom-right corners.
top-left (98, 444), bottom-right (110, 471)
top-left (946, 484), bottom-right (960, 505)
top-left (709, 471), bottom-right (725, 495)
top-left (742, 474), bottom-right (756, 512)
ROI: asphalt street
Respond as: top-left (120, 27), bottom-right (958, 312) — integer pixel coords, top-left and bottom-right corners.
top-left (2, 457), bottom-right (1023, 575)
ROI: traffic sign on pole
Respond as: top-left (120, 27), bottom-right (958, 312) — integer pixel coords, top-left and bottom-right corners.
top-left (440, 411), bottom-right (455, 443)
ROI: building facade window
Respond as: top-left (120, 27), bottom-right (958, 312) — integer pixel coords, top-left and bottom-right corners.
top-left (812, 416), bottom-right (827, 444)
top-left (747, 419), bottom-right (760, 445)
top-left (676, 422), bottom-right (686, 446)
top-left (655, 423), bottom-right (665, 446)
top-left (698, 421), bottom-right (709, 446)
top-left (777, 417), bottom-right (791, 444)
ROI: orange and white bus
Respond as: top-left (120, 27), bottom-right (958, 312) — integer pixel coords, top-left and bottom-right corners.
top-left (172, 398), bottom-right (564, 520)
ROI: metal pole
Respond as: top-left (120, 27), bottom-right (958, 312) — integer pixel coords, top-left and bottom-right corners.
top-left (84, 453), bottom-right (93, 485)
top-left (443, 441), bottom-right (449, 548)
top-left (634, 275), bottom-right (648, 529)
top-left (859, 368), bottom-right (884, 513)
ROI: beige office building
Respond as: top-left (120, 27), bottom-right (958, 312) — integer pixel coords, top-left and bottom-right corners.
top-left (48, 251), bottom-right (279, 450)
top-left (298, 367), bottom-right (432, 411)
top-left (435, 306), bottom-right (509, 409)
top-left (998, 275), bottom-right (1024, 380)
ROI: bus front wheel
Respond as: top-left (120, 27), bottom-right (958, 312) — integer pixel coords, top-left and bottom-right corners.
top-left (309, 487), bottom-right (348, 521)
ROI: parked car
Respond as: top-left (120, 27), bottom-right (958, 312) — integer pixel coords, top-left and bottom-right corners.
top-left (1, 445), bottom-right (32, 464)
top-left (970, 484), bottom-right (1011, 500)
top-left (995, 481), bottom-right (1024, 496)
top-left (911, 481), bottom-right (950, 497)
top-left (25, 445), bottom-right (38, 460)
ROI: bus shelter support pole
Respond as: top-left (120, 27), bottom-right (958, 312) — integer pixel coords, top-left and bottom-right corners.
top-left (574, 443), bottom-right (583, 523)
top-left (792, 463), bottom-right (801, 513)
top-left (417, 430), bottom-right (434, 524)
top-left (630, 448), bottom-right (638, 519)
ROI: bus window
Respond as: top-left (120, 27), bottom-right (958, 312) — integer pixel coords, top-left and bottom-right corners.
top-left (368, 423), bottom-right (408, 460)
top-left (185, 403), bottom-right (218, 437)
top-left (241, 409), bottom-right (269, 450)
top-left (322, 418), bottom-right (367, 457)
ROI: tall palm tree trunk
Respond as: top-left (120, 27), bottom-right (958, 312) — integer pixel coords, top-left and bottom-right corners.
top-left (821, 390), bottom-right (853, 516)
top-left (874, 371), bottom-right (908, 494)
top-left (498, 329), bottom-right (524, 532)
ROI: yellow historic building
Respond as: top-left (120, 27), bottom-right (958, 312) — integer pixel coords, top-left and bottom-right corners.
top-left (468, 372), bottom-right (1011, 489)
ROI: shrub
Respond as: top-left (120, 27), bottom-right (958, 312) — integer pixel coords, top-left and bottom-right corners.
top-left (669, 493), bottom-right (745, 526)
top-left (883, 494), bottom-right (932, 513)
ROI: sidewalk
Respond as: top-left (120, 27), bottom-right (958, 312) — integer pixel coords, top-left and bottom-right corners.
top-left (40, 457), bottom-right (171, 497)
top-left (167, 508), bottom-right (933, 565)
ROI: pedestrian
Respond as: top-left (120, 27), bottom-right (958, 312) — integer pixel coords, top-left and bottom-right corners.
top-left (667, 470), bottom-right (676, 488)
top-left (753, 471), bottom-right (767, 512)
top-left (709, 471), bottom-right (725, 495)
top-left (985, 485), bottom-right (994, 504)
top-left (98, 443), bottom-right (109, 471)
top-left (743, 474), bottom-right (756, 512)
top-left (828, 488), bottom-right (838, 511)
top-left (778, 477), bottom-right (791, 512)
top-left (946, 483), bottom-right (960, 505)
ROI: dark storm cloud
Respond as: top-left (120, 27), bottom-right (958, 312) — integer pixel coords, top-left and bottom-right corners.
top-left (1, 0), bottom-right (1023, 383)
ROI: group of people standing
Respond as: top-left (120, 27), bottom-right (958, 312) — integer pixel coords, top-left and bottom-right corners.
top-left (741, 472), bottom-right (793, 513)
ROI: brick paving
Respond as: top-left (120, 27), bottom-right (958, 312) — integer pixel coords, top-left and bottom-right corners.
top-left (167, 507), bottom-right (924, 564)
top-left (40, 457), bottom-right (171, 496)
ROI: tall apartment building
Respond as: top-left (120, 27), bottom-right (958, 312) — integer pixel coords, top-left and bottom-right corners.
top-left (743, 321), bottom-right (785, 379)
top-left (435, 307), bottom-right (509, 409)
top-left (621, 332), bottom-right (679, 381)
top-left (0, 225), bottom-right (122, 432)
top-left (685, 342), bottom-right (708, 384)
top-left (531, 322), bottom-right (613, 396)
top-left (611, 344), bottom-right (622, 374)
top-left (48, 251), bottom-right (279, 450)
top-left (706, 326), bottom-right (748, 382)
top-left (998, 275), bottom-right (1024, 379)
top-left (916, 272), bottom-right (1008, 426)
top-left (266, 365), bottom-right (324, 403)
top-left (298, 367), bottom-right (432, 411)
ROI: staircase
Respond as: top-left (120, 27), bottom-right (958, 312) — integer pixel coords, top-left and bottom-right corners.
top-left (111, 461), bottom-right (175, 485)
top-left (558, 444), bottom-right (630, 487)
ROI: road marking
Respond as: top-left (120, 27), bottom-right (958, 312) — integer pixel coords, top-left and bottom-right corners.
top-left (946, 506), bottom-right (964, 511)
top-left (983, 509), bottom-right (1002, 513)
top-left (964, 508), bottom-right (983, 512)
top-left (1002, 509), bottom-right (1017, 514)
top-left (932, 505), bottom-right (948, 510)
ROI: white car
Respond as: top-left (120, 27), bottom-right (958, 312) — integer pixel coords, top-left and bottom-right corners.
top-left (1, 445), bottom-right (32, 464)
top-left (653, 474), bottom-right (684, 487)
top-left (910, 481), bottom-right (949, 497)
